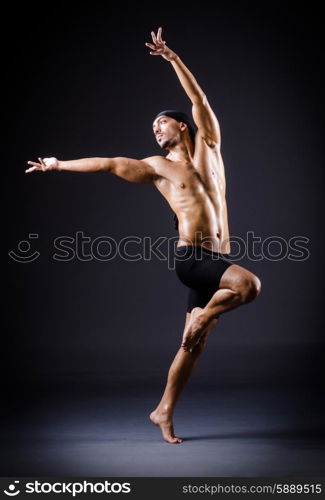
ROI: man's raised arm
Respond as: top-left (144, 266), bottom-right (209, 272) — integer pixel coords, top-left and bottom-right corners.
top-left (25, 156), bottom-right (158, 184)
top-left (145, 27), bottom-right (220, 146)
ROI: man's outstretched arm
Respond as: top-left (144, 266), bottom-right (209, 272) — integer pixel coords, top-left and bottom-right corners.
top-left (145, 27), bottom-right (220, 147)
top-left (25, 156), bottom-right (159, 184)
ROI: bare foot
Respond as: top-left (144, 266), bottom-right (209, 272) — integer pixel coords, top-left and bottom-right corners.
top-left (150, 410), bottom-right (183, 444)
top-left (181, 307), bottom-right (211, 352)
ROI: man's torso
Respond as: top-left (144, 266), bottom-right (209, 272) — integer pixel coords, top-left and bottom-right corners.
top-left (147, 132), bottom-right (230, 254)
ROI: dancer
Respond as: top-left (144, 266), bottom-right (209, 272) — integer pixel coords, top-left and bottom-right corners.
top-left (26, 27), bottom-right (261, 443)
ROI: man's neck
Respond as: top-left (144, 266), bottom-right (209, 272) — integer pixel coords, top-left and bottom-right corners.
top-left (166, 139), bottom-right (194, 163)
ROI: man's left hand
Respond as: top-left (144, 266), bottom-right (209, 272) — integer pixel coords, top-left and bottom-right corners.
top-left (145, 27), bottom-right (177, 61)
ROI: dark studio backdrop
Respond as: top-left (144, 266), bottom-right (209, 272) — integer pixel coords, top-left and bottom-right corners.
top-left (3, 1), bottom-right (325, 473)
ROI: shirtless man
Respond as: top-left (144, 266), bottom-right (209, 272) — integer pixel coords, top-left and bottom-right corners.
top-left (26, 27), bottom-right (261, 444)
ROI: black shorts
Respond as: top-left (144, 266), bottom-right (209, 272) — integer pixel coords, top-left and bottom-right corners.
top-left (175, 245), bottom-right (233, 316)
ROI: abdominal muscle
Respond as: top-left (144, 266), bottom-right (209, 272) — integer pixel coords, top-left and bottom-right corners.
top-left (153, 155), bottom-right (231, 254)
top-left (176, 193), bottom-right (231, 254)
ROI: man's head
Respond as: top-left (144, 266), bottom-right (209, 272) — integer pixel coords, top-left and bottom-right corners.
top-left (152, 109), bottom-right (196, 150)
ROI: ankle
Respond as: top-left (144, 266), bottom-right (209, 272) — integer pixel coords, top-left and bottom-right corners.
top-left (155, 404), bottom-right (173, 417)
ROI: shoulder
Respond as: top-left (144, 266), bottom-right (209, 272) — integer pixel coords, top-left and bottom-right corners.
top-left (141, 155), bottom-right (169, 173)
top-left (141, 155), bottom-right (167, 166)
top-left (141, 155), bottom-right (169, 186)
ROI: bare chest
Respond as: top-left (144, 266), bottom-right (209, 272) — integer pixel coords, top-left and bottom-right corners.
top-left (155, 148), bottom-right (224, 197)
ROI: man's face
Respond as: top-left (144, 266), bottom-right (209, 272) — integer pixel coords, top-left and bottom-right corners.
top-left (152, 116), bottom-right (182, 149)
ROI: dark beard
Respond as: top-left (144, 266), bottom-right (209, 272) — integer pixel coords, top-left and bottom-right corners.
top-left (160, 138), bottom-right (175, 150)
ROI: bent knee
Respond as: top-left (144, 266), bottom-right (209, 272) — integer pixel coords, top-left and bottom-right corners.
top-left (232, 273), bottom-right (261, 304)
top-left (221, 265), bottom-right (261, 304)
top-left (241, 274), bottom-right (261, 303)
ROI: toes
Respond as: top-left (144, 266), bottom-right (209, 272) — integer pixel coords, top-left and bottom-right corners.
top-left (183, 337), bottom-right (197, 351)
top-left (167, 437), bottom-right (182, 444)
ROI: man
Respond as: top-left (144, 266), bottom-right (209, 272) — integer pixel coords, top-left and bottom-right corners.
top-left (26, 27), bottom-right (261, 444)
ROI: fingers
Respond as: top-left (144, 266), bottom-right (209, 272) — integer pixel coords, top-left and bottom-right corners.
top-left (27, 161), bottom-right (41, 168)
top-left (25, 166), bottom-right (39, 173)
top-left (157, 27), bottom-right (166, 44)
top-left (25, 160), bottom-right (41, 173)
top-left (38, 157), bottom-right (46, 169)
top-left (145, 42), bottom-right (165, 56)
top-left (145, 27), bottom-right (166, 55)
top-left (25, 158), bottom-right (45, 173)
top-left (157, 27), bottom-right (163, 42)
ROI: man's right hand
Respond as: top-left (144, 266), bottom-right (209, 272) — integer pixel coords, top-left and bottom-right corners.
top-left (25, 157), bottom-right (59, 173)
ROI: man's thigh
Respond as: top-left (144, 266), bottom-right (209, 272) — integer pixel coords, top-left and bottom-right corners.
top-left (219, 263), bottom-right (258, 291)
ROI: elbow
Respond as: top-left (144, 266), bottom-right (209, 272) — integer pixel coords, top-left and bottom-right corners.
top-left (192, 93), bottom-right (207, 105)
top-left (100, 158), bottom-right (113, 172)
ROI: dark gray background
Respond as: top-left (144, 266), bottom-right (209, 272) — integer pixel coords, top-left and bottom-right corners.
top-left (3, 2), bottom-right (324, 476)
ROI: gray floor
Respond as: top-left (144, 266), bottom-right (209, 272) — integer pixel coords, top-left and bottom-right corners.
top-left (1, 376), bottom-right (324, 477)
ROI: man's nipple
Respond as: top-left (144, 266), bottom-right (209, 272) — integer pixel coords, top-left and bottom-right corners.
top-left (180, 182), bottom-right (185, 189)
